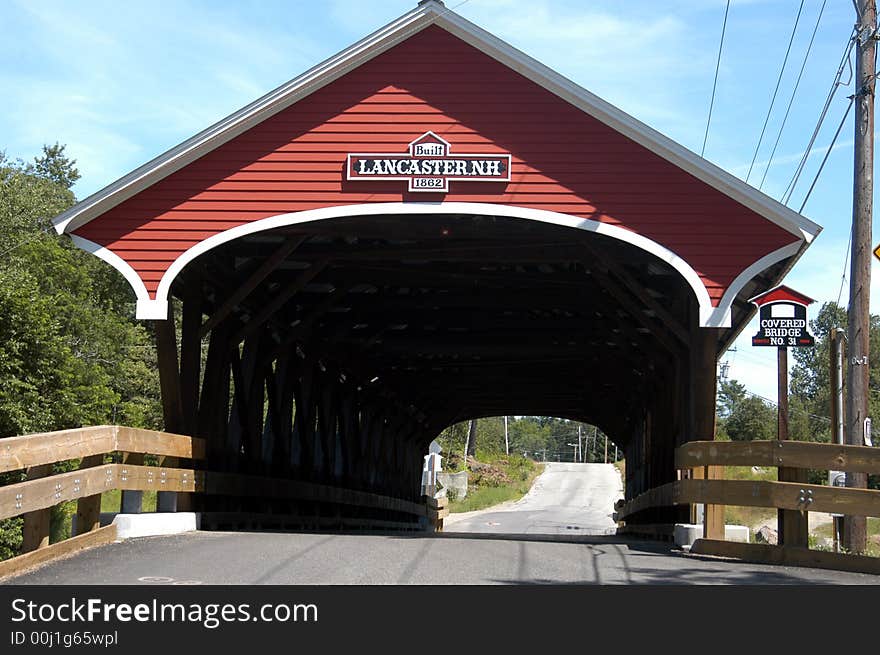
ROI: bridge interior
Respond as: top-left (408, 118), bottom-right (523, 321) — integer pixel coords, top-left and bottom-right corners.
top-left (154, 211), bottom-right (791, 528)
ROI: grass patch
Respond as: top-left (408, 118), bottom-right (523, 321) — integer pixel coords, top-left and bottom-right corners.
top-left (810, 517), bottom-right (880, 557)
top-left (722, 466), bottom-right (778, 533)
top-left (724, 505), bottom-right (777, 531)
top-left (100, 489), bottom-right (157, 513)
top-left (447, 453), bottom-right (544, 514)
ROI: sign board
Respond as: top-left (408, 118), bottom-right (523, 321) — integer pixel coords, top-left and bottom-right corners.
top-left (748, 285), bottom-right (815, 348)
top-left (873, 242), bottom-right (880, 262)
top-left (828, 470), bottom-right (846, 517)
top-left (347, 131), bottom-right (511, 193)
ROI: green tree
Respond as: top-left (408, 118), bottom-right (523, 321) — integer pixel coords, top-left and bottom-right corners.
top-left (790, 301), bottom-right (880, 443)
top-left (722, 387), bottom-right (776, 442)
top-left (718, 379), bottom-right (747, 418)
top-left (0, 145), bottom-right (163, 559)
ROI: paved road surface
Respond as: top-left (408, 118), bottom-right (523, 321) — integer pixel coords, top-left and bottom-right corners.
top-left (445, 462), bottom-right (621, 535)
top-left (3, 463), bottom-right (879, 584)
top-left (4, 531), bottom-right (877, 584)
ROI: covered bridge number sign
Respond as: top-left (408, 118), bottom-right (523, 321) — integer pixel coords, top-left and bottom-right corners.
top-left (749, 285), bottom-right (815, 348)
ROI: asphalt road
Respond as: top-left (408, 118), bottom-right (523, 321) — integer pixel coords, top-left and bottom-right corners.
top-left (5, 531), bottom-right (879, 585)
top-left (444, 462), bottom-right (622, 535)
top-left (3, 463), bottom-right (879, 584)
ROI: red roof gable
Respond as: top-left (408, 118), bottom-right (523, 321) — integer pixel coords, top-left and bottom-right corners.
top-left (748, 285), bottom-right (815, 307)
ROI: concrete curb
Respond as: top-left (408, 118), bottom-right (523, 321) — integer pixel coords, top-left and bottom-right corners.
top-left (111, 513), bottom-right (200, 539)
top-left (674, 523), bottom-right (750, 549)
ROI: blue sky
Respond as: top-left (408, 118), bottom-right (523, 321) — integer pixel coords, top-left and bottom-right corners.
top-left (1, 0), bottom-right (874, 403)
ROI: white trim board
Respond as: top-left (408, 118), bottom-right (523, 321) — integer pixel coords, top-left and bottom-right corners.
top-left (53, 0), bottom-right (821, 248)
top-left (115, 201), bottom-right (802, 328)
top-left (69, 235), bottom-right (167, 319)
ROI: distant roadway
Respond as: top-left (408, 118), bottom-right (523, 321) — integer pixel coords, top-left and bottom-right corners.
top-left (444, 462), bottom-right (621, 535)
top-left (4, 463), bottom-right (878, 584)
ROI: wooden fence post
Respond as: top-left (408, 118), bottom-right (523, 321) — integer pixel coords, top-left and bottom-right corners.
top-left (21, 464), bottom-right (52, 552)
top-left (74, 454), bottom-right (103, 535)
top-left (691, 325), bottom-right (724, 540)
top-left (704, 465), bottom-right (725, 540)
top-left (120, 452), bottom-right (144, 514)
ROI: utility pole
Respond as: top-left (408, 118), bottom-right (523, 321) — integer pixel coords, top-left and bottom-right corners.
top-left (604, 432), bottom-right (608, 464)
top-left (504, 416), bottom-right (509, 456)
top-left (577, 425), bottom-right (582, 463)
top-left (591, 425), bottom-right (598, 463)
top-left (845, 0), bottom-right (876, 555)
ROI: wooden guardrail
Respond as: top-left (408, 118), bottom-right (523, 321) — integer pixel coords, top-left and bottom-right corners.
top-left (676, 440), bottom-right (880, 474)
top-left (0, 425), bottom-right (440, 575)
top-left (617, 440), bottom-right (880, 574)
top-left (618, 440), bottom-right (880, 521)
top-left (0, 425), bottom-right (204, 473)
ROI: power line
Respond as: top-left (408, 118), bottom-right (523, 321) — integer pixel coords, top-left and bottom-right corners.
top-left (782, 28), bottom-right (857, 204)
top-left (701, 0), bottom-right (731, 157)
top-left (746, 0), bottom-right (806, 183)
top-left (837, 227), bottom-right (853, 306)
top-left (0, 225), bottom-right (54, 259)
top-left (758, 0), bottom-right (828, 190)
top-left (797, 96), bottom-right (854, 212)
top-left (737, 387), bottom-right (832, 423)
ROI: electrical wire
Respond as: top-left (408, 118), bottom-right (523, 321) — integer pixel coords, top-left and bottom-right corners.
top-left (746, 0), bottom-right (806, 183)
top-left (782, 29), bottom-right (857, 204)
top-left (837, 227), bottom-right (853, 306)
top-left (797, 96), bottom-right (854, 212)
top-left (0, 225), bottom-right (54, 259)
top-left (737, 387), bottom-right (832, 423)
top-left (701, 0), bottom-right (731, 157)
top-left (758, 0), bottom-right (827, 190)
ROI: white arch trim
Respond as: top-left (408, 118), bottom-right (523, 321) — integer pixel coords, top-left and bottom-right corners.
top-left (706, 241), bottom-right (805, 328)
top-left (69, 235), bottom-right (165, 319)
top-left (97, 202), bottom-right (801, 327)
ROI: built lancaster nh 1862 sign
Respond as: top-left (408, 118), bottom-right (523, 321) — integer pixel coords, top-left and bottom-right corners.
top-left (346, 131), bottom-right (511, 192)
top-left (749, 285), bottom-right (815, 348)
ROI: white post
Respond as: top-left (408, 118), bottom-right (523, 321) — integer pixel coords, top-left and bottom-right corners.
top-left (504, 415), bottom-right (509, 456)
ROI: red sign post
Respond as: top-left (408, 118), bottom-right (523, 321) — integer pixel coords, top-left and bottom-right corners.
top-left (749, 286), bottom-right (816, 547)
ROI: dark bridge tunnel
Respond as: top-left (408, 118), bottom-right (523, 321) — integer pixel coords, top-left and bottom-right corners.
top-left (152, 212), bottom-right (791, 527)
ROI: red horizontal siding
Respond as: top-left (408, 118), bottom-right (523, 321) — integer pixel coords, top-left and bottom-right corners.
top-left (74, 24), bottom-right (799, 303)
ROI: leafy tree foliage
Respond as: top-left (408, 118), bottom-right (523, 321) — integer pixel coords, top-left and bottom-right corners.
top-left (790, 301), bottom-right (880, 443)
top-left (437, 415), bottom-right (611, 464)
top-left (0, 145), bottom-right (163, 559)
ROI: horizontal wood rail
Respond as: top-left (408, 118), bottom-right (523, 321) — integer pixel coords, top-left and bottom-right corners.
top-left (619, 440), bottom-right (880, 522)
top-left (0, 463), bottom-right (201, 520)
top-left (618, 439), bottom-right (880, 573)
top-left (690, 539), bottom-right (880, 575)
top-left (676, 440), bottom-right (880, 474)
top-left (617, 479), bottom-right (880, 521)
top-left (1, 462), bottom-right (431, 522)
top-left (0, 525), bottom-right (118, 581)
top-left (0, 425), bottom-right (206, 473)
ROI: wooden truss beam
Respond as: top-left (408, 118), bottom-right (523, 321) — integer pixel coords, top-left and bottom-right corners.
top-left (200, 236), bottom-right (306, 337)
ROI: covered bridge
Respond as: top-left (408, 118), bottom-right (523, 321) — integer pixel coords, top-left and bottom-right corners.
top-left (52, 1), bottom-right (820, 526)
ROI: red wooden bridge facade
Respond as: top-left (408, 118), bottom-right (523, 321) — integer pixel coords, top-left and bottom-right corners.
top-left (40, 1), bottom-right (823, 536)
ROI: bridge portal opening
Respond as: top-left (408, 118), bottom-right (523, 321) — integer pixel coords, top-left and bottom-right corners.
top-left (140, 210), bottom-right (782, 529)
